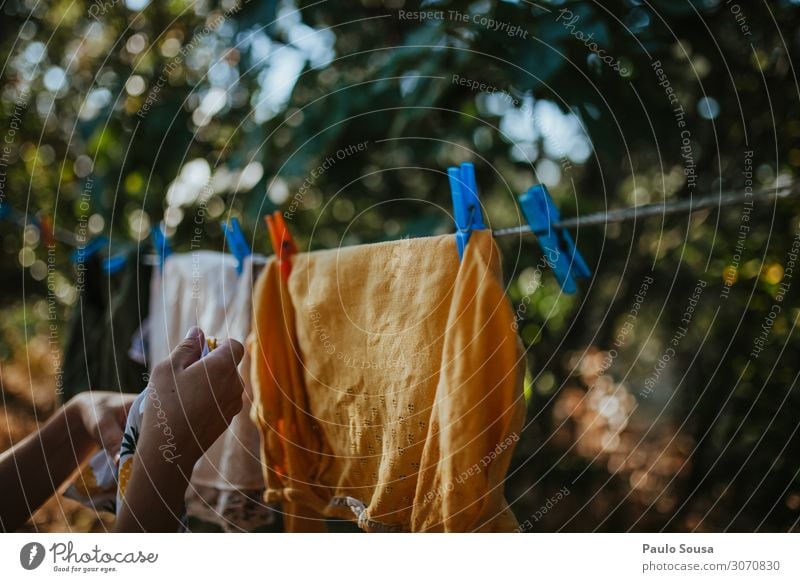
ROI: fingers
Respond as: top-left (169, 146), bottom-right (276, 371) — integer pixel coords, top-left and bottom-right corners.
top-left (219, 338), bottom-right (245, 366)
top-left (98, 417), bottom-right (124, 454)
top-left (197, 338), bottom-right (245, 374)
top-left (195, 339), bottom-right (245, 412)
top-left (169, 326), bottom-right (206, 371)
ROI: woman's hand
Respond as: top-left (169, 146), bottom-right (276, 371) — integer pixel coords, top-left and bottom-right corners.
top-left (115, 326), bottom-right (245, 532)
top-left (143, 326), bottom-right (245, 468)
top-left (0, 391), bottom-right (135, 531)
top-left (69, 391), bottom-right (137, 455)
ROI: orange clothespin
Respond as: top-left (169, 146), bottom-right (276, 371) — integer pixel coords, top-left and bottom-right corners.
top-left (37, 214), bottom-right (55, 248)
top-left (264, 211), bottom-right (297, 282)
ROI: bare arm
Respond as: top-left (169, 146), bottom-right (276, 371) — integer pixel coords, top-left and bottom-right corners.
top-left (115, 327), bottom-right (244, 532)
top-left (0, 392), bottom-right (135, 532)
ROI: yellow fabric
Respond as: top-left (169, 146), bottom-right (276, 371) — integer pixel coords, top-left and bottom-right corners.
top-left (249, 230), bottom-right (525, 532)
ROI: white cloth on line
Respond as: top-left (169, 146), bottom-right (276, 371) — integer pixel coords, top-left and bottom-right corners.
top-left (147, 251), bottom-right (272, 531)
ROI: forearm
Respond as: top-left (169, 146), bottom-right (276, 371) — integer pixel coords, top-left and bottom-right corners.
top-left (114, 434), bottom-right (196, 532)
top-left (114, 329), bottom-right (244, 532)
top-left (0, 400), bottom-right (94, 531)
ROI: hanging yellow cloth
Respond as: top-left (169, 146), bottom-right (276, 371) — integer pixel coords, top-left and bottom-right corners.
top-left (249, 230), bottom-right (525, 532)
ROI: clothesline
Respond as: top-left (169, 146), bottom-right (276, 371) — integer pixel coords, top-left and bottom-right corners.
top-left (1, 204), bottom-right (79, 246)
top-left (3, 182), bottom-right (798, 253)
top-left (491, 184), bottom-right (800, 238)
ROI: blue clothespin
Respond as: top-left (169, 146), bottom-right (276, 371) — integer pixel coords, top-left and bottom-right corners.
top-left (103, 254), bottom-right (128, 274)
top-left (151, 224), bottom-right (171, 271)
top-left (448, 162), bottom-right (486, 260)
top-left (518, 184), bottom-right (591, 294)
top-left (71, 235), bottom-right (108, 264)
top-left (221, 217), bottom-right (251, 275)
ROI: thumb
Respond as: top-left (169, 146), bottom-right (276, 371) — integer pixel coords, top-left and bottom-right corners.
top-left (170, 326), bottom-right (205, 370)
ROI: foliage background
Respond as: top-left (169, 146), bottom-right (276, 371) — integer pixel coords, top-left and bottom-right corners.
top-left (1, 0), bottom-right (799, 531)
